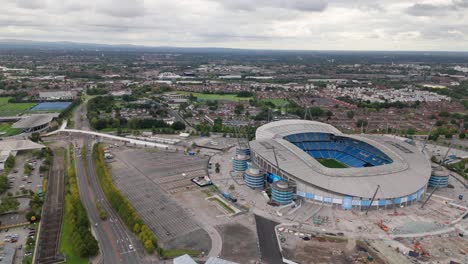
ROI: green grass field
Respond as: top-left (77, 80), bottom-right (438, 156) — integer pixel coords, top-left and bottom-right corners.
top-left (177, 91), bottom-right (252, 102)
top-left (0, 123), bottom-right (21, 137)
top-left (0, 97), bottom-right (37, 116)
top-left (0, 97), bottom-right (10, 104)
top-left (318, 158), bottom-right (348, 168)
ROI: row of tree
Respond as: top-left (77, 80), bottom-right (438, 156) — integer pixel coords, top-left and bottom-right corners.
top-left (0, 155), bottom-right (16, 194)
top-left (67, 147), bottom-right (99, 257)
top-left (92, 144), bottom-right (157, 253)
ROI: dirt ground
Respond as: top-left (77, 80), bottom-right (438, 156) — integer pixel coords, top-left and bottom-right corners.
top-left (396, 232), bottom-right (468, 263)
top-left (281, 232), bottom-right (386, 264)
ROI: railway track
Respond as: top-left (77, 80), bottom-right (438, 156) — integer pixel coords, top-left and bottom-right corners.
top-left (35, 148), bottom-right (65, 264)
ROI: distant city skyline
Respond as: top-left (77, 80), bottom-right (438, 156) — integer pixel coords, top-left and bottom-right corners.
top-left (2, 0), bottom-right (468, 51)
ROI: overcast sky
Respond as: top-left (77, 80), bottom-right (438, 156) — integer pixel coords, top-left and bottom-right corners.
top-left (2, 0), bottom-right (468, 51)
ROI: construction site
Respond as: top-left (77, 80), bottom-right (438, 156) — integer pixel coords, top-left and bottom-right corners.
top-left (208, 129), bottom-right (468, 264)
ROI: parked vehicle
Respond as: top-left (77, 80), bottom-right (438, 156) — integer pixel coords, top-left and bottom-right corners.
top-left (222, 192), bottom-right (237, 203)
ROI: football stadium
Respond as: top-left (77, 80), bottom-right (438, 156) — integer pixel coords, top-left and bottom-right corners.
top-left (248, 120), bottom-right (432, 210)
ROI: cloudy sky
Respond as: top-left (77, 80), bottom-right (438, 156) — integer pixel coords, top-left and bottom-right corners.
top-left (2, 0), bottom-right (468, 51)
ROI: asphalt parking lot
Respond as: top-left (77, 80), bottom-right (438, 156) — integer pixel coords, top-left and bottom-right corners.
top-left (216, 223), bottom-right (259, 264)
top-left (7, 152), bottom-right (44, 195)
top-left (0, 152), bottom-right (44, 227)
top-left (1, 224), bottom-right (38, 264)
top-left (109, 148), bottom-right (211, 252)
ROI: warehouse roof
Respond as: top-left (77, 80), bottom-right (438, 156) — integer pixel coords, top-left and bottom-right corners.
top-left (0, 139), bottom-right (44, 151)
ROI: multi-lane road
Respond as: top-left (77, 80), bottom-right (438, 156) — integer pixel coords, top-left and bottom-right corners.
top-left (72, 103), bottom-right (143, 264)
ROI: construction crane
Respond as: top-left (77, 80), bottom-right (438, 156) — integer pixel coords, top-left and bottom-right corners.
top-left (365, 185), bottom-right (380, 215)
top-left (421, 122), bottom-right (435, 153)
top-left (421, 187), bottom-right (438, 209)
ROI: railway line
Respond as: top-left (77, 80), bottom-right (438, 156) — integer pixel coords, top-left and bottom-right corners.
top-left (34, 148), bottom-right (65, 264)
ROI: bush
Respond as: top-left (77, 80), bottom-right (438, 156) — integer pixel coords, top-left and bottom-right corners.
top-left (65, 148), bottom-right (99, 258)
top-left (92, 144), bottom-right (158, 253)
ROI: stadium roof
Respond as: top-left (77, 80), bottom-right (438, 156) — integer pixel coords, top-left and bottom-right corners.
top-left (12, 114), bottom-right (58, 129)
top-left (250, 120), bottom-right (431, 199)
top-left (256, 120), bottom-right (342, 140)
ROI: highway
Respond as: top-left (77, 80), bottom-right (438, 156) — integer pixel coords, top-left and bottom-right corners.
top-left (72, 103), bottom-right (143, 264)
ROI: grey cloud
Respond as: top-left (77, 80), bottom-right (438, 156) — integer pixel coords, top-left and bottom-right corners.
top-left (96, 0), bottom-right (145, 18)
top-left (406, 1), bottom-right (468, 17)
top-left (16, 0), bottom-right (46, 9)
top-left (1, 0), bottom-right (467, 51)
top-left (214, 0), bottom-right (328, 12)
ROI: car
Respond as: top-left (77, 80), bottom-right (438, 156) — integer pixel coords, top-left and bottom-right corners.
top-left (19, 185), bottom-right (26, 189)
top-left (128, 244), bottom-right (133, 250)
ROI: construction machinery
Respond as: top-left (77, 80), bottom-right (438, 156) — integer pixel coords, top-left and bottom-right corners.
top-left (377, 219), bottom-right (389, 232)
top-left (413, 240), bottom-right (430, 257)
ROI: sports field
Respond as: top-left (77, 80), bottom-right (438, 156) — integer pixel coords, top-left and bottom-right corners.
top-left (177, 91), bottom-right (252, 102)
top-left (0, 123), bottom-right (21, 137)
top-left (0, 97), bottom-right (37, 116)
top-left (31, 102), bottom-right (72, 112)
top-left (318, 158), bottom-right (348, 168)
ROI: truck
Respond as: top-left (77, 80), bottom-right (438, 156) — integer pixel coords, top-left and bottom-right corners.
top-left (222, 192), bottom-right (237, 203)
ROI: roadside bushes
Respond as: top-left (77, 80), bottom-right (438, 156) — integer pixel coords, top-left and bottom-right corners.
top-left (65, 148), bottom-right (99, 258)
top-left (92, 144), bottom-right (157, 253)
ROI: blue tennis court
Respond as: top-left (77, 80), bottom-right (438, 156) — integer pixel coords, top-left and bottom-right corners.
top-left (31, 102), bottom-right (72, 111)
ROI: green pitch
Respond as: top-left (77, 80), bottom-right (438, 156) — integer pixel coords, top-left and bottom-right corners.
top-left (318, 158), bottom-right (348, 168)
top-left (0, 97), bottom-right (37, 116)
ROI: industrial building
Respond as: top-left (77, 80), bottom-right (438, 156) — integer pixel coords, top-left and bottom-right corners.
top-left (248, 120), bottom-right (432, 209)
top-left (0, 139), bottom-right (44, 170)
top-left (38, 91), bottom-right (76, 101)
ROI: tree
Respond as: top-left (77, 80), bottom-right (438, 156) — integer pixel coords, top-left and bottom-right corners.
top-left (435, 120), bottom-right (445, 127)
top-left (460, 133), bottom-right (466, 139)
top-left (439, 111), bottom-right (450, 118)
top-left (171, 121), bottom-right (186, 131)
top-left (406, 128), bottom-right (416, 135)
top-left (29, 132), bottom-right (41, 142)
top-left (188, 93), bottom-right (197, 102)
top-left (346, 111), bottom-right (354, 119)
top-left (234, 104), bottom-right (245, 115)
top-left (356, 119), bottom-right (368, 128)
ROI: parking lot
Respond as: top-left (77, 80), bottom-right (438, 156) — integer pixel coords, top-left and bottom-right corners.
top-left (1, 224), bottom-right (38, 264)
top-left (109, 147), bottom-right (211, 252)
top-left (7, 152), bottom-right (44, 195)
top-left (0, 151), bottom-right (44, 227)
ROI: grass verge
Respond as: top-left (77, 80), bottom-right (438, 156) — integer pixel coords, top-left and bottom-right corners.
top-left (59, 144), bottom-right (97, 263)
top-left (209, 197), bottom-right (235, 214)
